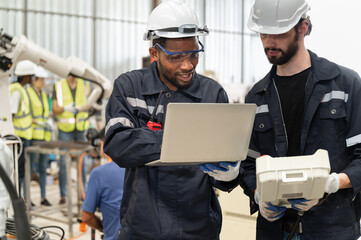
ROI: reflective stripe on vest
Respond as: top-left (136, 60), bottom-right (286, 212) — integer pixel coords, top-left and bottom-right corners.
top-left (9, 83), bottom-right (32, 140)
top-left (27, 87), bottom-right (51, 141)
top-left (55, 78), bottom-right (89, 132)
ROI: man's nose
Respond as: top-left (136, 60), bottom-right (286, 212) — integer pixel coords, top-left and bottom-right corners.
top-left (179, 56), bottom-right (194, 70)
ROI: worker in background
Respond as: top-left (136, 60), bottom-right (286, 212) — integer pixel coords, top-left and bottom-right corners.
top-left (104, 1), bottom-right (240, 239)
top-left (26, 66), bottom-right (52, 206)
top-left (241, 0), bottom-right (361, 239)
top-left (52, 75), bottom-right (89, 204)
top-left (81, 128), bottom-right (125, 240)
top-left (10, 60), bottom-right (34, 201)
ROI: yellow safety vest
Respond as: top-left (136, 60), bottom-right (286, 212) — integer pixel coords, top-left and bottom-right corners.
top-left (9, 83), bottom-right (32, 140)
top-left (26, 86), bottom-right (52, 141)
top-left (55, 78), bottom-right (89, 132)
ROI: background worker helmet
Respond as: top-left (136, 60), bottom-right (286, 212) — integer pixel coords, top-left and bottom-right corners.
top-left (248, 0), bottom-right (310, 34)
top-left (34, 66), bottom-right (48, 79)
top-left (14, 60), bottom-right (36, 76)
top-left (143, 0), bottom-right (209, 41)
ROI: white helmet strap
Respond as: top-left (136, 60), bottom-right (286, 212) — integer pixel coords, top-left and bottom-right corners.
top-left (156, 24), bottom-right (208, 34)
top-left (145, 24), bottom-right (208, 40)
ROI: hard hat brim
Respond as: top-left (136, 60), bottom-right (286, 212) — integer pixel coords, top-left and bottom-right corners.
top-left (248, 20), bottom-right (295, 35)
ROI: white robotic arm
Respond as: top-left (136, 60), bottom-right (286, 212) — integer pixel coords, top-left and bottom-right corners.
top-left (0, 31), bottom-right (112, 236)
top-left (66, 56), bottom-right (112, 111)
top-left (1, 31), bottom-right (112, 114)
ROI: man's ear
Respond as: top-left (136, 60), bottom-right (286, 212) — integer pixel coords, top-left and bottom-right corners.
top-left (149, 47), bottom-right (159, 61)
top-left (298, 20), bottom-right (309, 36)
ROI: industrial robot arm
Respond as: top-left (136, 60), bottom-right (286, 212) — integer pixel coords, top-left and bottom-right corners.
top-left (1, 29), bottom-right (113, 237)
top-left (0, 30), bottom-right (112, 113)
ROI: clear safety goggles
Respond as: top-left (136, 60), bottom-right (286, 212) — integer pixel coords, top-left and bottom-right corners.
top-left (153, 41), bottom-right (204, 63)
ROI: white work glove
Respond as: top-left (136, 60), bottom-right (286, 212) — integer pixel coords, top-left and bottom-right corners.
top-left (37, 121), bottom-right (52, 131)
top-left (64, 103), bottom-right (78, 114)
top-left (325, 172), bottom-right (340, 194)
top-left (199, 161), bottom-right (240, 182)
top-left (36, 121), bottom-right (47, 127)
top-left (254, 191), bottom-right (286, 222)
top-left (288, 198), bottom-right (319, 211)
top-left (255, 191), bottom-right (286, 222)
top-left (45, 122), bottom-right (53, 131)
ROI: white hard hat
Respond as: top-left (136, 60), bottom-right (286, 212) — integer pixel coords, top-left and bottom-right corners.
top-left (34, 66), bottom-right (48, 78)
top-left (144, 0), bottom-right (209, 41)
top-left (14, 60), bottom-right (36, 76)
top-left (248, 0), bottom-right (310, 34)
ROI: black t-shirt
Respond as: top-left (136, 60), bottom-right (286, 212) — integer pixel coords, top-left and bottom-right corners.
top-left (274, 68), bottom-right (310, 156)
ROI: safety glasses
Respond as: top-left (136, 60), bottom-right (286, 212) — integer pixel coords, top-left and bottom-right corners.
top-left (153, 41), bottom-right (204, 63)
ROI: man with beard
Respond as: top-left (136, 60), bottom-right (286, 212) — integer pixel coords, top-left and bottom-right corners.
top-left (241, 0), bottom-right (361, 239)
top-left (104, 1), bottom-right (240, 239)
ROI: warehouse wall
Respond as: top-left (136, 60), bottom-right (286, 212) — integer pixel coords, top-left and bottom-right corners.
top-left (0, 0), bottom-right (152, 82)
top-left (178, 0), bottom-right (268, 102)
top-left (0, 0), bottom-right (263, 96)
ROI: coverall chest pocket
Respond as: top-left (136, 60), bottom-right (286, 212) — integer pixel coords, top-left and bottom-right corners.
top-left (317, 101), bottom-right (347, 154)
top-left (254, 114), bottom-right (275, 154)
top-left (319, 101), bottom-right (346, 120)
top-left (319, 101), bottom-right (346, 131)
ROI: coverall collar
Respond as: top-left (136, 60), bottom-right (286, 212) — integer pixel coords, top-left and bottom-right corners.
top-left (252, 50), bottom-right (340, 95)
top-left (142, 61), bottom-right (203, 99)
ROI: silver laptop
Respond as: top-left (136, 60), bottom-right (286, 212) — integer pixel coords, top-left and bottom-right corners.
top-left (146, 103), bottom-right (257, 166)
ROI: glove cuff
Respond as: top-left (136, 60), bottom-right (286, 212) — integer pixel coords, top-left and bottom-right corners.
top-left (254, 191), bottom-right (260, 205)
top-left (325, 172), bottom-right (339, 194)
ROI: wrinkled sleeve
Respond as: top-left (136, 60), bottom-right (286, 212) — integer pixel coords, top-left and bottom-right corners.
top-left (104, 77), bottom-right (163, 168)
top-left (216, 88), bottom-right (229, 103)
top-left (211, 172), bottom-right (243, 192)
top-left (341, 72), bottom-right (361, 196)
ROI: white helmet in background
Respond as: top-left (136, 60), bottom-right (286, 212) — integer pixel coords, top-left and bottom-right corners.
top-left (144, 0), bottom-right (208, 41)
top-left (248, 0), bottom-right (310, 34)
top-left (34, 66), bottom-right (48, 78)
top-left (14, 60), bottom-right (36, 76)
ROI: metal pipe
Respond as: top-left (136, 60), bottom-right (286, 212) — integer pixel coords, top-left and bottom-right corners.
top-left (23, 0), bottom-right (28, 36)
top-left (241, 0), bottom-right (245, 83)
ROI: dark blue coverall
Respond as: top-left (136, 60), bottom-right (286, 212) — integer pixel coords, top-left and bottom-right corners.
top-left (241, 51), bottom-right (361, 240)
top-left (104, 62), bottom-right (239, 240)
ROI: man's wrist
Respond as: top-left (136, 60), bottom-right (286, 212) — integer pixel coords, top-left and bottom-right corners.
top-left (339, 173), bottom-right (351, 189)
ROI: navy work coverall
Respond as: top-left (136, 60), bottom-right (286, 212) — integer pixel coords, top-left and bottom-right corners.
top-left (104, 62), bottom-right (237, 240)
top-left (241, 51), bottom-right (361, 239)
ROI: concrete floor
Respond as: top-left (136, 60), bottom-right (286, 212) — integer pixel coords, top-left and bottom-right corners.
top-left (11, 178), bottom-right (101, 240)
top-left (12, 173), bottom-right (361, 240)
top-left (19, 177), bottom-right (257, 240)
top-left (21, 179), bottom-right (257, 240)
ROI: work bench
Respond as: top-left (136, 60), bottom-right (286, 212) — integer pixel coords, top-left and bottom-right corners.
top-left (24, 140), bottom-right (94, 237)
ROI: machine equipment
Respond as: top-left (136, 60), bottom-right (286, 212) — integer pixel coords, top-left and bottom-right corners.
top-left (0, 30), bottom-right (112, 136)
top-left (256, 149), bottom-right (330, 207)
top-left (0, 29), bottom-right (112, 239)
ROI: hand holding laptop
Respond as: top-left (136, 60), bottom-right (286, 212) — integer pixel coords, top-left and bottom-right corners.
top-left (199, 161), bottom-right (240, 182)
top-left (146, 103), bottom-right (256, 166)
